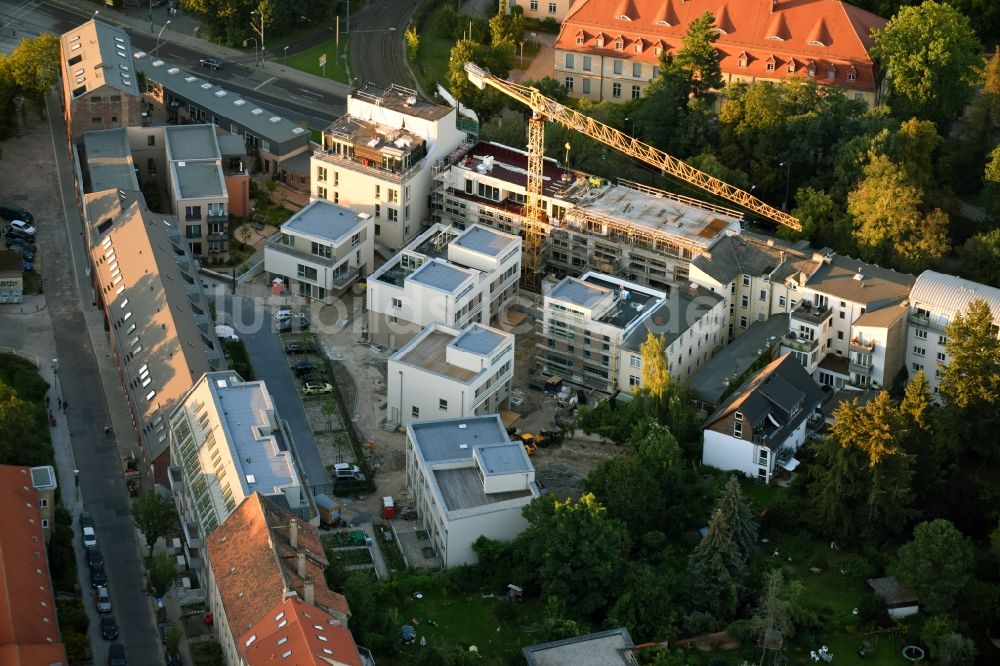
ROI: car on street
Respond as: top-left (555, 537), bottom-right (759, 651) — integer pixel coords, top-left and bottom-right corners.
top-left (86, 546), bottom-right (103, 567)
top-left (303, 382), bottom-right (333, 395)
top-left (108, 643), bottom-right (126, 665)
top-left (96, 585), bottom-right (112, 613)
top-left (277, 315), bottom-right (310, 333)
top-left (0, 202), bottom-right (33, 224)
top-left (80, 512), bottom-right (97, 548)
top-left (165, 653), bottom-right (181, 666)
top-left (100, 615), bottom-right (119, 640)
top-left (5, 220), bottom-right (35, 236)
top-left (199, 57), bottom-right (223, 70)
top-left (293, 361), bottom-right (317, 376)
top-left (90, 561), bottom-right (108, 588)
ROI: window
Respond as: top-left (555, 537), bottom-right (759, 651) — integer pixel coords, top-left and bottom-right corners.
top-left (147, 158), bottom-right (156, 175)
top-left (297, 264), bottom-right (318, 281)
top-left (351, 232), bottom-right (361, 247)
top-left (565, 53), bottom-right (574, 69)
top-left (629, 355), bottom-right (641, 368)
top-left (937, 352), bottom-right (946, 362)
top-left (374, 184), bottom-right (381, 199)
top-left (632, 62), bottom-right (641, 77)
top-left (530, 0), bottom-right (538, 9)
top-left (612, 82), bottom-right (621, 98)
top-left (388, 188), bottom-right (399, 203)
top-left (653, 65), bottom-right (660, 78)
top-left (311, 241), bottom-right (331, 259)
top-left (316, 166), bottom-right (327, 182)
top-left (548, 2), bottom-right (556, 13)
top-left (184, 205), bottom-right (202, 221)
top-left (740, 295), bottom-right (749, 308)
top-left (582, 79), bottom-right (591, 94)
top-left (742, 275), bottom-right (751, 286)
top-left (613, 60), bottom-right (623, 75)
top-left (733, 411), bottom-right (743, 438)
top-left (41, 519), bottom-right (48, 529)
top-left (391, 298), bottom-right (402, 309)
top-left (739, 316), bottom-right (748, 328)
top-left (631, 85), bottom-right (640, 100)
top-left (477, 183), bottom-right (500, 200)
top-left (387, 208), bottom-right (398, 222)
top-left (91, 117), bottom-right (102, 125)
top-left (787, 62), bottom-right (795, 73)
top-left (847, 70), bottom-right (857, 81)
top-left (411, 406), bottom-right (420, 419)
top-left (91, 96), bottom-right (103, 104)
top-left (583, 55), bottom-right (592, 71)
top-left (564, 76), bottom-right (574, 92)
top-left (629, 375), bottom-right (640, 386)
top-left (374, 204), bottom-right (380, 218)
top-left (185, 224), bottom-right (201, 239)
top-left (807, 62), bottom-right (816, 77)
top-left (439, 398), bottom-right (448, 411)
top-left (911, 362), bottom-right (922, 372)
top-left (913, 346), bottom-right (926, 357)
top-left (766, 61), bottom-right (775, 72)
top-left (759, 289), bottom-right (767, 301)
top-left (375, 224), bottom-right (381, 236)
top-left (316, 186), bottom-right (327, 200)
top-left (147, 135), bottom-right (155, 146)
top-left (40, 499), bottom-right (48, 508)
top-left (938, 335), bottom-right (947, 346)
top-left (778, 296), bottom-right (787, 308)
top-left (914, 329), bottom-right (927, 339)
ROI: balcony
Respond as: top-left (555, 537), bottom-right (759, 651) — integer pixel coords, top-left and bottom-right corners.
top-left (181, 519), bottom-right (203, 550)
top-left (314, 148), bottom-right (423, 183)
top-left (849, 337), bottom-right (877, 353)
top-left (206, 213), bottom-right (228, 223)
top-left (781, 332), bottom-right (819, 353)
top-left (849, 360), bottom-right (873, 376)
top-left (167, 466), bottom-right (184, 495)
top-left (791, 301), bottom-right (832, 326)
top-left (330, 266), bottom-right (361, 290)
top-left (267, 237), bottom-right (344, 268)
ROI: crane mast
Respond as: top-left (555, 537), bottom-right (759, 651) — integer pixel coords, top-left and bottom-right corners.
top-left (464, 62), bottom-right (801, 289)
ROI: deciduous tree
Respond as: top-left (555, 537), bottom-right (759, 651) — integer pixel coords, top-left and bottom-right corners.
top-left (132, 491), bottom-right (176, 557)
top-left (4, 33), bottom-right (59, 103)
top-left (872, 0), bottom-right (983, 122)
top-left (673, 12), bottom-right (723, 100)
top-left (640, 332), bottom-right (670, 402)
top-left (147, 551), bottom-right (176, 598)
top-left (896, 519), bottom-right (973, 615)
top-left (782, 186), bottom-right (852, 251)
top-left (607, 563), bottom-right (678, 642)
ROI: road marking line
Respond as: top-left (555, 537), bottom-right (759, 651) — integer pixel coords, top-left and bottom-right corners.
top-left (253, 76), bottom-right (277, 91)
top-left (298, 89), bottom-right (323, 98)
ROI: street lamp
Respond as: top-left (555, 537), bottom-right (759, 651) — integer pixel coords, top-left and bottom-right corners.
top-left (50, 358), bottom-right (59, 396)
top-left (283, 45), bottom-right (289, 63)
top-left (250, 10), bottom-right (266, 69)
top-left (148, 0), bottom-right (154, 33)
top-left (624, 116), bottom-right (636, 137)
top-left (243, 37), bottom-right (258, 68)
top-left (155, 20), bottom-right (171, 55)
top-left (779, 161), bottom-right (791, 212)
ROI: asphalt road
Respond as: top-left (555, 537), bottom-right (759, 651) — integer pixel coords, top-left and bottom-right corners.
top-left (350, 0), bottom-right (420, 90)
top-left (222, 295), bottom-right (333, 491)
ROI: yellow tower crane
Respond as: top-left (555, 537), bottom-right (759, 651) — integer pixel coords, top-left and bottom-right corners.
top-left (465, 61), bottom-right (801, 290)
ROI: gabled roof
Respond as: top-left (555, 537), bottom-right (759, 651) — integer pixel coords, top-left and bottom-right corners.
top-left (240, 596), bottom-right (362, 666)
top-left (556, 0), bottom-right (886, 90)
top-left (60, 19), bottom-right (140, 99)
top-left (704, 353), bottom-right (824, 450)
top-left (205, 494), bottom-right (350, 642)
top-left (0, 466), bottom-right (67, 665)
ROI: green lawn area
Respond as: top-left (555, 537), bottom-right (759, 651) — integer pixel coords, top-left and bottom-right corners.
top-left (282, 36), bottom-right (351, 84)
top-left (381, 590), bottom-right (546, 664)
top-left (22, 270), bottom-right (41, 294)
top-left (414, 3), bottom-right (456, 91)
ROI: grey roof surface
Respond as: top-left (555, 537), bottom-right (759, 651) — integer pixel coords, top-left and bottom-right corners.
top-left (434, 467), bottom-right (532, 512)
top-left (691, 314), bottom-right (789, 405)
top-left (549, 277), bottom-right (609, 310)
top-left (164, 124), bottom-right (220, 161)
top-left (691, 233), bottom-right (813, 286)
top-left (83, 128), bottom-right (138, 193)
top-left (172, 161), bottom-right (225, 200)
top-left (453, 225), bottom-right (515, 257)
top-left (283, 200), bottom-right (367, 244)
top-left (409, 259), bottom-right (474, 293)
top-left (408, 415), bottom-right (509, 464)
top-left (29, 465), bottom-right (57, 491)
top-left (523, 628), bottom-right (635, 666)
top-left (622, 286), bottom-right (724, 352)
top-left (805, 254), bottom-right (914, 307)
top-left (910, 270), bottom-right (1000, 322)
top-left (705, 354), bottom-right (824, 451)
top-left (62, 20), bottom-right (140, 98)
top-left (868, 577), bottom-right (918, 605)
top-left (451, 324), bottom-right (507, 356)
top-left (136, 56), bottom-right (311, 145)
top-left (216, 133), bottom-right (247, 157)
top-left (354, 82), bottom-right (452, 121)
top-left (475, 443), bottom-right (532, 476)
top-left (853, 303), bottom-right (907, 328)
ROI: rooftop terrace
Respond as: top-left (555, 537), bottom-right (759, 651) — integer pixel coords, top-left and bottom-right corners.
top-left (398, 329), bottom-right (478, 382)
top-left (435, 467), bottom-right (532, 512)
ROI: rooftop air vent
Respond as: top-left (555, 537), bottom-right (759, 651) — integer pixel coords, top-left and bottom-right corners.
top-left (251, 108), bottom-right (263, 115)
top-left (269, 116), bottom-right (281, 123)
top-left (215, 90), bottom-right (227, 97)
top-left (233, 99), bottom-right (246, 106)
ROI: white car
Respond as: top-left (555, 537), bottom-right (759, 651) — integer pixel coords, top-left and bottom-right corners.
top-left (6, 220), bottom-right (36, 236)
top-left (96, 585), bottom-right (112, 613)
top-left (274, 309), bottom-right (293, 321)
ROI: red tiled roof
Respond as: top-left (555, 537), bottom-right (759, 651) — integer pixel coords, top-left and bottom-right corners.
top-left (205, 494), bottom-right (350, 643)
top-left (0, 466), bottom-right (67, 666)
top-left (239, 596), bottom-right (363, 666)
top-left (557, 0), bottom-right (886, 91)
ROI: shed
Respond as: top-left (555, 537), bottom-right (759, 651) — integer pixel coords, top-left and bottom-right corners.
top-left (0, 251), bottom-right (23, 303)
top-left (867, 576), bottom-right (919, 618)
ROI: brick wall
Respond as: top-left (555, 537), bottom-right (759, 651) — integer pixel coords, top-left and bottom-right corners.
top-left (66, 84), bottom-right (142, 142)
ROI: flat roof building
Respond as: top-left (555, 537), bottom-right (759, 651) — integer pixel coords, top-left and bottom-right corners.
top-left (523, 628), bottom-right (637, 666)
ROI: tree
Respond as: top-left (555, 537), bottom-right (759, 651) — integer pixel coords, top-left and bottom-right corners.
top-left (673, 12), bottom-right (723, 100)
top-left (446, 39), bottom-right (515, 117)
top-left (633, 55), bottom-right (713, 157)
top-left (488, 0), bottom-right (523, 46)
top-left (4, 33), bottom-right (60, 103)
top-left (147, 551), bottom-right (176, 598)
top-left (607, 563), bottom-right (678, 642)
top-left (938, 633), bottom-right (977, 666)
top-left (132, 491), bottom-right (176, 556)
top-left (165, 624), bottom-right (182, 657)
top-left (518, 493), bottom-right (628, 616)
top-left (747, 570), bottom-right (799, 644)
top-left (0, 381), bottom-right (41, 465)
top-left (983, 144), bottom-right (1000, 221)
top-left (958, 228), bottom-right (1000, 288)
top-left (404, 27), bottom-right (420, 61)
top-left (896, 519), bottom-right (973, 615)
top-left (715, 476), bottom-right (758, 562)
top-left (639, 332), bottom-right (669, 401)
top-left (783, 186), bottom-right (852, 251)
top-left (872, 1), bottom-right (983, 122)
top-left (940, 298), bottom-right (1000, 409)
top-left (848, 153), bottom-right (950, 272)
top-left (685, 509), bottom-right (743, 619)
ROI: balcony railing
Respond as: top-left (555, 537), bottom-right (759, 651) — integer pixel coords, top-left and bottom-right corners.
top-left (849, 338), bottom-right (876, 352)
top-left (182, 519), bottom-right (203, 550)
top-left (790, 301), bottom-right (832, 325)
top-left (207, 213), bottom-right (228, 223)
top-left (849, 360), bottom-right (873, 376)
top-left (314, 149), bottom-right (424, 183)
top-left (266, 238), bottom-right (344, 268)
top-left (781, 334), bottom-right (819, 353)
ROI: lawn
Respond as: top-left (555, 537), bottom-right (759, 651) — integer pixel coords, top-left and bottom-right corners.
top-left (383, 589), bottom-right (546, 664)
top-left (282, 36), bottom-right (351, 84)
top-left (414, 3), bottom-right (457, 91)
top-left (22, 270), bottom-right (42, 294)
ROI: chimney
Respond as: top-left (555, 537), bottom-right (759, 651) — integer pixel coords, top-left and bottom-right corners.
top-left (303, 575), bottom-right (314, 605)
top-left (297, 548), bottom-right (307, 579)
top-left (289, 519), bottom-right (298, 549)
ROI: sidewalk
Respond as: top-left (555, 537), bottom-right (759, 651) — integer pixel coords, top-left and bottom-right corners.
top-left (49, 0), bottom-right (352, 99)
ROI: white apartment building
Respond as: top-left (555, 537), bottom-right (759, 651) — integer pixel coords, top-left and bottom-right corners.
top-left (387, 322), bottom-right (514, 427)
top-left (432, 141), bottom-right (743, 290)
top-left (167, 371), bottom-right (307, 569)
top-left (265, 199), bottom-right (373, 302)
top-left (906, 271), bottom-right (1000, 398)
top-left (366, 223), bottom-right (521, 348)
top-left (311, 83), bottom-right (467, 251)
top-left (405, 415), bottom-right (541, 567)
top-left (618, 282), bottom-right (726, 389)
top-left (539, 272), bottom-right (666, 393)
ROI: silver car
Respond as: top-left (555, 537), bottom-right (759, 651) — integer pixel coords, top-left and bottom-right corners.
top-left (96, 585), bottom-right (112, 613)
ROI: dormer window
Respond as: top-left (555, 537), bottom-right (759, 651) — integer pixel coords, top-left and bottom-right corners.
top-left (576, 35), bottom-right (584, 45)
top-left (807, 61), bottom-right (816, 77)
top-left (737, 51), bottom-right (748, 68)
top-left (806, 40), bottom-right (824, 47)
top-left (787, 60), bottom-right (796, 73)
top-left (634, 42), bottom-right (642, 53)
top-left (847, 67), bottom-right (857, 81)
top-left (827, 65), bottom-right (836, 79)
top-left (596, 37), bottom-right (604, 48)
top-left (766, 56), bottom-right (776, 72)
top-left (615, 40), bottom-right (624, 50)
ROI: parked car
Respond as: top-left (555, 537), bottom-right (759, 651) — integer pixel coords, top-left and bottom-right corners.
top-left (6, 241), bottom-right (35, 261)
top-left (334, 462), bottom-right (364, 481)
top-left (4, 227), bottom-right (36, 243)
top-left (90, 561), bottom-right (108, 588)
top-left (86, 546), bottom-right (103, 567)
top-left (199, 57), bottom-right (223, 70)
top-left (274, 309), bottom-right (293, 321)
top-left (293, 361), bottom-right (317, 376)
top-left (277, 315), bottom-right (310, 333)
top-left (80, 512), bottom-right (97, 548)
top-left (165, 653), bottom-right (181, 666)
top-left (96, 585), bottom-right (112, 613)
top-left (303, 382), bottom-right (333, 395)
top-left (0, 202), bottom-right (33, 224)
top-left (100, 615), bottom-right (119, 640)
top-left (5, 220), bottom-right (36, 236)
top-left (284, 341), bottom-right (315, 354)
top-left (107, 643), bottom-right (126, 665)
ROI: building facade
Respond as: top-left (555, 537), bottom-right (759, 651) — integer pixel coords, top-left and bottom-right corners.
top-left (311, 84), bottom-right (468, 251)
top-left (60, 19), bottom-right (143, 142)
top-left (168, 371), bottom-right (308, 571)
top-left (387, 322), bottom-right (514, 427)
top-left (510, 0), bottom-right (576, 22)
top-left (265, 200), bottom-right (373, 302)
top-left (405, 415), bottom-right (540, 567)
top-left (553, 0), bottom-right (885, 105)
top-left (367, 223), bottom-right (521, 348)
